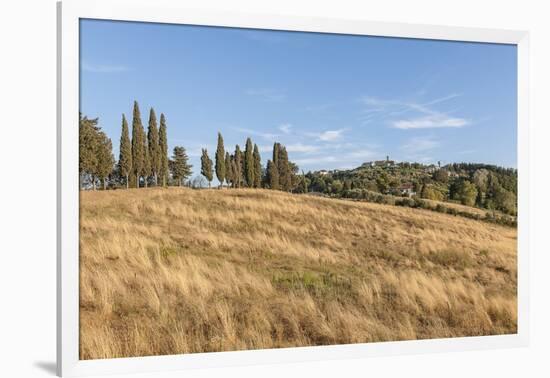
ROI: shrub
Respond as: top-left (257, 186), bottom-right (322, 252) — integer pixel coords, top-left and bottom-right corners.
top-left (435, 204), bottom-right (447, 213)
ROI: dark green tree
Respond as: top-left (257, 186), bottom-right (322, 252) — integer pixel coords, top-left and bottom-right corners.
top-left (79, 114), bottom-right (99, 189)
top-left (494, 187), bottom-right (517, 215)
top-left (253, 144), bottom-right (262, 188)
top-left (288, 161), bottom-right (300, 191)
top-left (266, 159), bottom-right (279, 190)
top-left (231, 156), bottom-right (238, 188)
top-left (475, 187), bottom-right (484, 207)
top-left (454, 179), bottom-right (478, 206)
top-left (131, 101), bottom-right (145, 188)
top-left (200, 148), bottom-right (214, 187)
top-left (421, 184), bottom-right (444, 201)
top-left (332, 180), bottom-right (344, 194)
top-left (118, 114), bottom-right (132, 188)
top-left (234, 145), bottom-right (243, 188)
top-left (310, 176), bottom-right (326, 193)
top-left (147, 108), bottom-right (160, 186)
top-left (278, 145), bottom-right (291, 191)
top-left (215, 132), bottom-right (225, 188)
top-left (171, 146), bottom-right (192, 186)
top-left (343, 179), bottom-right (352, 191)
top-left (301, 171), bottom-right (309, 193)
top-left (96, 133), bottom-right (115, 190)
top-left (143, 139), bottom-right (151, 188)
top-left (272, 142), bottom-right (280, 170)
top-left (225, 152), bottom-right (233, 188)
top-left (433, 169), bottom-right (448, 183)
top-left (244, 137), bottom-right (255, 187)
top-left (158, 113), bottom-right (169, 186)
top-left (79, 114), bottom-right (114, 190)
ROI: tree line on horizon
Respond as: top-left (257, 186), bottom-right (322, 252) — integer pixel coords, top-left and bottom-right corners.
top-left (80, 101), bottom-right (171, 189)
top-left (79, 101), bottom-right (307, 192)
top-left (78, 102), bottom-right (516, 217)
top-left (198, 133), bottom-right (305, 191)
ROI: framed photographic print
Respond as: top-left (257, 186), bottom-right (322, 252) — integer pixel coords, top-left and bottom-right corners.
top-left (57, 0), bottom-right (530, 376)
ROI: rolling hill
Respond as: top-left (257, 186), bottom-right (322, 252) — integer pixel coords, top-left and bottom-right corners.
top-left (79, 187), bottom-right (517, 359)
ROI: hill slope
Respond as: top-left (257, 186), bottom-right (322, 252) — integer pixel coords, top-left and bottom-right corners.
top-left (80, 188), bottom-right (517, 359)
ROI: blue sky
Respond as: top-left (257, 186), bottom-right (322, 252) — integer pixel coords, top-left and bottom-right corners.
top-left (80, 19), bottom-right (517, 179)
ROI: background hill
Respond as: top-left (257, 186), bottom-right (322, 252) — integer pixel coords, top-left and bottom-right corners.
top-left (306, 161), bottom-right (517, 216)
top-left (80, 188), bottom-right (517, 359)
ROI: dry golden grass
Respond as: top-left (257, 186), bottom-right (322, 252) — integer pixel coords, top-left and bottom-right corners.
top-left (79, 187), bottom-right (517, 359)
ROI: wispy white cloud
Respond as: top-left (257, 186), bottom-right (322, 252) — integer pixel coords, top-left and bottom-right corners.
top-left (81, 61), bottom-right (129, 73)
top-left (319, 130), bottom-right (344, 141)
top-left (294, 156), bottom-right (339, 165)
top-left (285, 143), bottom-right (320, 153)
top-left (360, 94), bottom-right (470, 130)
top-left (306, 129), bottom-right (346, 142)
top-left (257, 144), bottom-right (276, 153)
top-left (294, 155), bottom-right (370, 168)
top-left (422, 93), bottom-right (462, 106)
top-left (393, 114), bottom-right (469, 129)
top-left (278, 123), bottom-right (292, 134)
top-left (293, 145), bottom-right (377, 169)
top-left (245, 88), bottom-right (286, 102)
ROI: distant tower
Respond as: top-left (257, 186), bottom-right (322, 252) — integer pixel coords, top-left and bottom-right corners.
top-left (438, 160), bottom-right (441, 168)
top-left (386, 155), bottom-right (389, 162)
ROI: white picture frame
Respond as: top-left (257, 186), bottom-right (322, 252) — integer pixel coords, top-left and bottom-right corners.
top-left (57, 0), bottom-right (530, 376)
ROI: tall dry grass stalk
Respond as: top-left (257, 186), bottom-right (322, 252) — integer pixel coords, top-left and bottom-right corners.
top-left (79, 187), bottom-right (517, 359)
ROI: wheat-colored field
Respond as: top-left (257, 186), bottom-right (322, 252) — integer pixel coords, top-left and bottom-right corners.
top-left (79, 187), bottom-right (517, 359)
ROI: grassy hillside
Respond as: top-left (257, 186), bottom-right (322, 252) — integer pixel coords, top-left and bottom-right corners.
top-left (79, 188), bottom-right (517, 359)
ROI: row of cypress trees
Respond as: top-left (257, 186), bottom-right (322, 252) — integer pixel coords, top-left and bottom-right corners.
top-left (80, 99), bottom-right (304, 191)
top-left (79, 101), bottom-right (173, 189)
top-left (199, 133), bottom-right (300, 191)
top-left (118, 101), bottom-right (170, 188)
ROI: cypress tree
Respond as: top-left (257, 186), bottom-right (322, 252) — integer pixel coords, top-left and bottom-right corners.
top-left (79, 114), bottom-right (99, 189)
top-left (143, 137), bottom-right (150, 188)
top-left (147, 108), bottom-right (160, 186)
top-left (234, 145), bottom-right (243, 188)
top-left (118, 114), bottom-right (132, 189)
top-left (158, 113), bottom-right (169, 186)
top-left (200, 148), bottom-right (214, 188)
top-left (96, 132), bottom-right (115, 190)
top-left (253, 144), bottom-right (262, 188)
top-left (266, 159), bottom-right (279, 190)
top-left (215, 132), bottom-right (225, 188)
top-left (231, 158), bottom-right (238, 188)
top-left (131, 101), bottom-right (145, 188)
top-left (238, 148), bottom-right (246, 186)
top-left (278, 145), bottom-right (291, 191)
top-left (244, 137), bottom-right (255, 187)
top-left (272, 142), bottom-right (280, 172)
top-left (225, 152), bottom-right (233, 188)
top-left (171, 146), bottom-right (192, 186)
